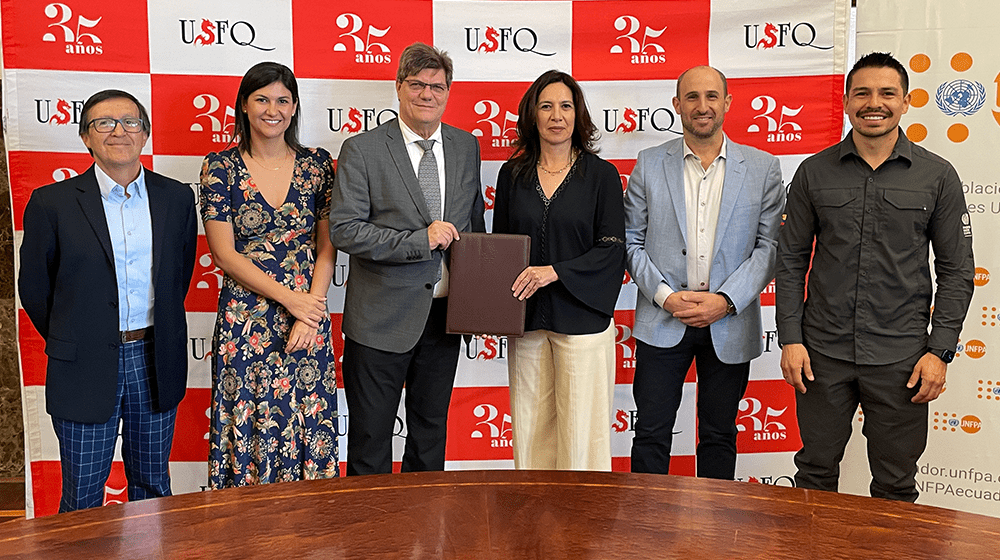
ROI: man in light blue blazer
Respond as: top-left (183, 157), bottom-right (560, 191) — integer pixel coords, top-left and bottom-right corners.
top-left (624, 66), bottom-right (784, 479)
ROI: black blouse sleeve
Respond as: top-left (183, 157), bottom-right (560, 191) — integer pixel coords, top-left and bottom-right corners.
top-left (551, 156), bottom-right (626, 317)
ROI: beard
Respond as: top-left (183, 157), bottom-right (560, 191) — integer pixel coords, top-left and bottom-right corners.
top-left (681, 112), bottom-right (724, 139)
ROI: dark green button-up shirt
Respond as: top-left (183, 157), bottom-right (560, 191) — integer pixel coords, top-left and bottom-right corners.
top-left (776, 129), bottom-right (974, 365)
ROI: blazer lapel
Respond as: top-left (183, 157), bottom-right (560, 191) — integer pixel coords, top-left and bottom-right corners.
top-left (145, 169), bottom-right (167, 283)
top-left (75, 166), bottom-right (114, 266)
top-left (712, 142), bottom-right (747, 259)
top-left (441, 125), bottom-right (460, 223)
top-left (664, 140), bottom-right (687, 246)
top-left (385, 119), bottom-right (433, 224)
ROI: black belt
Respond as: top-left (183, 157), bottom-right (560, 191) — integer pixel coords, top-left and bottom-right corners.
top-left (120, 327), bottom-right (153, 343)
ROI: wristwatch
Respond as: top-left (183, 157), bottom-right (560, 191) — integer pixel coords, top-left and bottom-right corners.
top-left (719, 292), bottom-right (736, 315)
top-left (929, 348), bottom-right (955, 363)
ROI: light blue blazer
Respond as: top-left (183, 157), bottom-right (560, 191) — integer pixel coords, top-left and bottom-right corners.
top-left (624, 136), bottom-right (785, 364)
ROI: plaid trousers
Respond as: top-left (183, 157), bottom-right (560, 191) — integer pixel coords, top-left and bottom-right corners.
top-left (51, 339), bottom-right (177, 512)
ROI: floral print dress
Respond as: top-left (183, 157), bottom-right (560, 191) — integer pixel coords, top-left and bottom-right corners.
top-left (199, 146), bottom-right (339, 488)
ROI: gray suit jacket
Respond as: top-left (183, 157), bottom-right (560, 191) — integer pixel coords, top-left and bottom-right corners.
top-left (624, 137), bottom-right (784, 364)
top-left (330, 118), bottom-right (485, 353)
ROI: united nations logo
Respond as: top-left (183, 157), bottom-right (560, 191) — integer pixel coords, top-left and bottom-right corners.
top-left (935, 79), bottom-right (986, 116)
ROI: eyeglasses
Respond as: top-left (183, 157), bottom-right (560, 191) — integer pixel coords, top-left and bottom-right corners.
top-left (403, 79), bottom-right (449, 95)
top-left (87, 117), bottom-right (145, 133)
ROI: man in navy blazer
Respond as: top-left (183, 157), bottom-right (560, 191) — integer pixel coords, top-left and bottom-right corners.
top-left (18, 90), bottom-right (197, 512)
top-left (624, 66), bottom-right (784, 479)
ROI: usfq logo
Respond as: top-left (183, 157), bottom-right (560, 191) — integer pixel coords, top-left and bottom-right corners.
top-left (612, 409), bottom-right (644, 433)
top-left (333, 13), bottom-right (392, 64)
top-left (483, 184), bottom-right (496, 211)
top-left (746, 96), bottom-right (803, 144)
top-left (471, 404), bottom-right (512, 448)
top-left (42, 2), bottom-right (103, 55)
top-left (465, 26), bottom-right (554, 56)
top-left (743, 22), bottom-right (832, 50)
top-left (189, 94), bottom-right (236, 144)
top-left (327, 107), bottom-right (398, 134)
top-left (472, 100), bottom-right (518, 149)
top-left (35, 97), bottom-right (85, 126)
top-left (609, 15), bottom-right (666, 65)
top-left (179, 18), bottom-right (274, 51)
top-left (463, 335), bottom-right (507, 361)
top-left (604, 106), bottom-right (679, 134)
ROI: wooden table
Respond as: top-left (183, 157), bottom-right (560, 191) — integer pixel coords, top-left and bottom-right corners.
top-left (0, 470), bottom-right (997, 559)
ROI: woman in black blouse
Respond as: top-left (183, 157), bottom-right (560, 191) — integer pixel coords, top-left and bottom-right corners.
top-left (493, 70), bottom-right (625, 470)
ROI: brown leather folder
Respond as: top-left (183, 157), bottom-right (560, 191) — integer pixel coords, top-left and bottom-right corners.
top-left (446, 232), bottom-right (530, 337)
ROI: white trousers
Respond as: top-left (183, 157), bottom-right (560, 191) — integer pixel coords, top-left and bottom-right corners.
top-left (507, 320), bottom-right (616, 471)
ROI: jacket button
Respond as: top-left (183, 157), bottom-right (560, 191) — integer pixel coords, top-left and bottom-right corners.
top-left (681, 249), bottom-right (687, 255)
top-left (108, 343), bottom-right (116, 349)
top-left (425, 283), bottom-right (433, 290)
top-left (681, 283), bottom-right (687, 288)
top-left (110, 301), bottom-right (117, 308)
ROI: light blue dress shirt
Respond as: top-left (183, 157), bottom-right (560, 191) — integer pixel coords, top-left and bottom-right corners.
top-left (94, 164), bottom-right (154, 331)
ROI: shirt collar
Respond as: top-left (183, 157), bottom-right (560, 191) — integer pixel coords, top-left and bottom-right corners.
top-left (682, 134), bottom-right (728, 162)
top-left (398, 118), bottom-right (443, 146)
top-left (839, 127), bottom-right (913, 164)
top-left (94, 163), bottom-right (147, 200)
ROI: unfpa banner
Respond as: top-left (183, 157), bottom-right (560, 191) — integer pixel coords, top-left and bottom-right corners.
top-left (847, 1), bottom-right (1000, 516)
top-left (4, 0), bottom-right (849, 517)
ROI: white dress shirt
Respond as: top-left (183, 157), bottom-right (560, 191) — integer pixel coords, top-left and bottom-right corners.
top-left (654, 137), bottom-right (728, 307)
top-left (398, 118), bottom-right (449, 297)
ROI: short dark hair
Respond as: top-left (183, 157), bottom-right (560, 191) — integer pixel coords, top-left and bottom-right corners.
top-left (508, 70), bottom-right (599, 183)
top-left (234, 61), bottom-right (304, 156)
top-left (79, 89), bottom-right (150, 136)
top-left (396, 42), bottom-right (454, 87)
top-left (846, 52), bottom-right (909, 93)
top-left (675, 65), bottom-right (728, 98)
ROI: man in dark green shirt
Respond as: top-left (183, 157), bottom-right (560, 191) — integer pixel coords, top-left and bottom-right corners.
top-left (775, 52), bottom-right (975, 502)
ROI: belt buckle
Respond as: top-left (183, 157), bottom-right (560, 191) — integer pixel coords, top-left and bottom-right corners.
top-left (121, 331), bottom-right (128, 344)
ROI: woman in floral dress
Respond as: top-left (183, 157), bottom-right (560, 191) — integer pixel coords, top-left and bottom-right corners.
top-left (199, 62), bottom-right (339, 487)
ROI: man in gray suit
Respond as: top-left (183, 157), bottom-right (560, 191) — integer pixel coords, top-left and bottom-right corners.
top-left (330, 42), bottom-right (485, 475)
top-left (624, 65), bottom-right (784, 479)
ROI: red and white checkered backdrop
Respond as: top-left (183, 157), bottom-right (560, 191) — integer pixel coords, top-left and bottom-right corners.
top-left (4, 0), bottom-right (852, 517)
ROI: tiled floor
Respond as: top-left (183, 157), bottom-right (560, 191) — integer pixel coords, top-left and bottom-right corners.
top-left (0, 478), bottom-right (26, 523)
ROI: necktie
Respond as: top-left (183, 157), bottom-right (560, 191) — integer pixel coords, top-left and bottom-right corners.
top-left (416, 139), bottom-right (441, 221)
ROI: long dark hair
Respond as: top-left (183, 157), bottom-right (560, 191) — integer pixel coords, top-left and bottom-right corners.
top-left (234, 61), bottom-right (304, 156)
top-left (508, 70), bottom-right (599, 183)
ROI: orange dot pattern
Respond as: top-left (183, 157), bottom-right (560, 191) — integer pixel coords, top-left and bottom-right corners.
top-left (951, 52), bottom-right (973, 72)
top-left (910, 53), bottom-right (931, 72)
top-left (948, 123), bottom-right (969, 143)
top-left (977, 380), bottom-right (1000, 401)
top-left (906, 52), bottom-right (975, 143)
top-left (932, 411), bottom-right (960, 432)
top-left (906, 123), bottom-right (928, 142)
top-left (981, 306), bottom-right (997, 327)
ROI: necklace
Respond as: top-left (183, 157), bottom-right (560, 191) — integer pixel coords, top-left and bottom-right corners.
top-left (247, 149), bottom-right (292, 171)
top-left (537, 149), bottom-right (577, 175)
